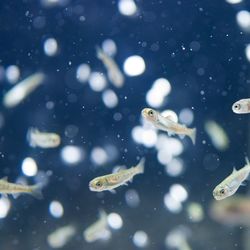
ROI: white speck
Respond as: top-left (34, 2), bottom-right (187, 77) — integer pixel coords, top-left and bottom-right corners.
top-left (44, 38), bottom-right (58, 56)
top-left (102, 39), bottom-right (117, 56)
top-left (0, 197), bottom-right (11, 218)
top-left (49, 201), bottom-right (64, 218)
top-left (133, 231), bottom-right (149, 248)
top-left (125, 189), bottom-right (140, 207)
top-left (236, 10), bottom-right (250, 32)
top-left (169, 184), bottom-right (188, 203)
top-left (89, 72), bottom-right (107, 91)
top-left (107, 213), bottom-right (123, 229)
top-left (60, 146), bottom-right (84, 165)
top-left (6, 65), bottom-right (20, 84)
top-left (123, 55), bottom-right (145, 76)
top-left (226, 0), bottom-right (242, 4)
top-left (76, 64), bottom-right (91, 83)
top-left (118, 0), bottom-right (137, 16)
top-left (90, 147), bottom-right (108, 165)
top-left (102, 89), bottom-right (119, 108)
top-left (164, 193), bottom-right (182, 213)
top-left (179, 108), bottom-right (194, 125)
top-left (21, 157), bottom-right (38, 177)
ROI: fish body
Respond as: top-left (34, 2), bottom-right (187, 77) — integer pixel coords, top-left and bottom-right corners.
top-left (89, 158), bottom-right (145, 192)
top-left (141, 108), bottom-right (196, 144)
top-left (232, 99), bottom-right (250, 114)
top-left (96, 46), bottom-right (124, 88)
top-left (213, 158), bottom-right (250, 200)
top-left (3, 73), bottom-right (45, 108)
top-left (0, 177), bottom-right (43, 199)
top-left (27, 127), bottom-right (61, 148)
top-left (83, 210), bottom-right (110, 243)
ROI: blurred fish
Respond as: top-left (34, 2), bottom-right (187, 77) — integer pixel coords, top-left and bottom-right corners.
top-left (204, 120), bottom-right (229, 151)
top-left (27, 127), bottom-right (61, 148)
top-left (209, 195), bottom-right (250, 226)
top-left (3, 72), bottom-right (45, 108)
top-left (0, 177), bottom-right (43, 199)
top-left (96, 46), bottom-right (124, 88)
top-left (47, 225), bottom-right (76, 248)
top-left (141, 108), bottom-right (196, 144)
top-left (89, 158), bottom-right (145, 193)
top-left (232, 99), bottom-right (250, 114)
top-left (213, 158), bottom-right (250, 200)
top-left (83, 210), bottom-right (110, 243)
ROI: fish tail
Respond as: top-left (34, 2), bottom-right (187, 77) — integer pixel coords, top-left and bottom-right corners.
top-left (29, 183), bottom-right (43, 200)
top-left (96, 46), bottom-right (104, 60)
top-left (245, 156), bottom-right (250, 166)
top-left (27, 127), bottom-right (36, 147)
top-left (189, 127), bottom-right (197, 145)
top-left (136, 157), bottom-right (145, 174)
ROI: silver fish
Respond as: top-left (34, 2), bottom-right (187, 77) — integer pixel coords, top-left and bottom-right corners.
top-left (141, 108), bottom-right (196, 144)
top-left (232, 99), bottom-right (250, 114)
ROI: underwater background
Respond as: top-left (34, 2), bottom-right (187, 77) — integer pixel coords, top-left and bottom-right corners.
top-left (0, 0), bottom-right (250, 249)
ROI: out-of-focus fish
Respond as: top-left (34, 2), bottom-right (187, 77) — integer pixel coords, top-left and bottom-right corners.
top-left (89, 158), bottom-right (145, 193)
top-left (3, 72), bottom-right (45, 108)
top-left (209, 195), bottom-right (250, 226)
top-left (27, 127), bottom-right (61, 148)
top-left (204, 120), bottom-right (229, 151)
top-left (96, 46), bottom-right (124, 88)
top-left (0, 177), bottom-right (43, 199)
top-left (47, 225), bottom-right (76, 248)
top-left (232, 98), bottom-right (250, 114)
top-left (141, 108), bottom-right (196, 144)
top-left (83, 210), bottom-right (110, 243)
top-left (213, 158), bottom-right (250, 200)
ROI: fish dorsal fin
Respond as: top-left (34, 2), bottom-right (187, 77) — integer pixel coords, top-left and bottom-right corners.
top-left (232, 168), bottom-right (237, 174)
top-left (113, 166), bottom-right (126, 173)
top-left (1, 177), bottom-right (8, 182)
top-left (162, 115), bottom-right (176, 122)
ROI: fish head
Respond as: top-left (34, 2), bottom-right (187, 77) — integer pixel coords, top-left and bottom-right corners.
top-left (49, 134), bottom-right (61, 147)
top-left (213, 184), bottom-right (231, 200)
top-left (141, 108), bottom-right (158, 122)
top-left (232, 100), bottom-right (249, 114)
top-left (89, 177), bottom-right (106, 192)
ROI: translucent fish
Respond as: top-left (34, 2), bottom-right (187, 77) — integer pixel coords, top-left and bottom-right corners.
top-left (232, 98), bottom-right (250, 114)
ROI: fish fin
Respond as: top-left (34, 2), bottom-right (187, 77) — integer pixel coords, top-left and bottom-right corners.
top-left (12, 193), bottom-right (20, 199)
top-left (27, 127), bottom-right (36, 147)
top-left (163, 115), bottom-right (176, 121)
top-left (1, 194), bottom-right (8, 198)
top-left (109, 189), bottom-right (116, 194)
top-left (99, 209), bottom-right (107, 220)
top-left (113, 166), bottom-right (126, 173)
top-left (241, 181), bottom-right (247, 186)
top-left (178, 134), bottom-right (185, 139)
top-left (1, 177), bottom-right (8, 182)
top-left (123, 182), bottom-right (128, 186)
top-left (30, 184), bottom-right (43, 200)
top-left (167, 131), bottom-right (175, 136)
top-left (136, 157), bottom-right (145, 174)
top-left (189, 128), bottom-right (197, 145)
top-left (245, 157), bottom-right (250, 166)
top-left (232, 168), bottom-right (237, 174)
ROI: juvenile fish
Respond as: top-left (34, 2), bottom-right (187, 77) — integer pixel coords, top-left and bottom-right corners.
top-left (213, 158), bottom-right (250, 200)
top-left (0, 177), bottom-right (43, 199)
top-left (27, 127), bottom-right (61, 148)
top-left (3, 73), bottom-right (45, 108)
top-left (232, 99), bottom-right (250, 114)
top-left (96, 46), bottom-right (124, 88)
top-left (83, 210), bottom-right (110, 243)
top-left (141, 108), bottom-right (196, 144)
top-left (89, 158), bottom-right (145, 192)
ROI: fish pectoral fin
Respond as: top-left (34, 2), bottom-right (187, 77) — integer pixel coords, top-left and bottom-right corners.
top-left (178, 134), bottom-right (185, 139)
top-left (109, 189), bottom-right (116, 194)
top-left (1, 193), bottom-right (8, 198)
top-left (12, 193), bottom-right (20, 199)
top-left (241, 181), bottom-right (247, 186)
top-left (123, 182), bottom-right (128, 186)
top-left (167, 131), bottom-right (175, 136)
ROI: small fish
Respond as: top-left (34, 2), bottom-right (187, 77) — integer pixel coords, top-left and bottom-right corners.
top-left (96, 46), bottom-right (124, 88)
top-left (27, 127), bottom-right (61, 148)
top-left (83, 210), bottom-right (110, 243)
top-left (141, 108), bottom-right (196, 144)
top-left (213, 158), bottom-right (250, 200)
top-left (232, 99), bottom-right (250, 114)
top-left (0, 177), bottom-right (43, 199)
top-left (89, 158), bottom-right (145, 192)
top-left (3, 73), bottom-right (45, 108)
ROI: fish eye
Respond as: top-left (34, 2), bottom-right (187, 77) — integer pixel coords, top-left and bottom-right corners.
top-left (148, 110), bottom-right (154, 117)
top-left (234, 104), bottom-right (241, 110)
top-left (96, 181), bottom-right (102, 187)
top-left (220, 189), bottom-right (225, 195)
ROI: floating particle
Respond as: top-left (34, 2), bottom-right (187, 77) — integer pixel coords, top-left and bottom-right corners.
top-left (102, 89), bottom-right (119, 108)
top-left (133, 231), bottom-right (149, 248)
top-left (169, 184), bottom-right (188, 203)
top-left (107, 213), bottom-right (123, 229)
top-left (179, 108), bottom-right (194, 126)
top-left (118, 0), bottom-right (137, 16)
top-left (21, 157), bottom-right (38, 177)
top-left (125, 189), bottom-right (140, 207)
top-left (164, 193), bottom-right (182, 213)
top-left (102, 39), bottom-right (117, 56)
top-left (236, 10), bottom-right (250, 32)
top-left (64, 124), bottom-right (79, 138)
top-left (186, 202), bottom-right (204, 222)
top-left (60, 146), bottom-right (84, 165)
top-left (44, 38), bottom-right (58, 56)
top-left (90, 147), bottom-right (108, 166)
top-left (226, 0), bottom-right (242, 4)
top-left (88, 72), bottom-right (107, 92)
top-left (123, 55), bottom-right (145, 76)
top-left (49, 200), bottom-right (64, 218)
top-left (5, 65), bottom-right (20, 84)
top-left (166, 158), bottom-right (184, 177)
top-left (76, 64), bottom-right (91, 83)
